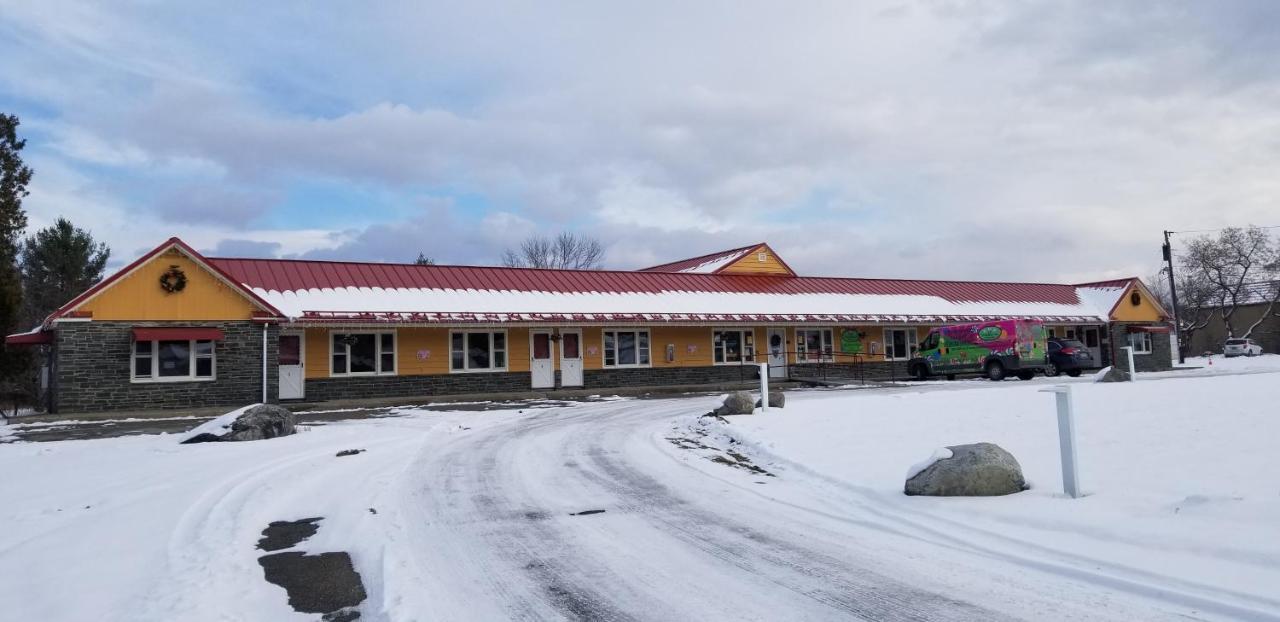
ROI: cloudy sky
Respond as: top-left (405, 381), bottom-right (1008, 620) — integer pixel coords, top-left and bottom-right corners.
top-left (1, 1), bottom-right (1277, 282)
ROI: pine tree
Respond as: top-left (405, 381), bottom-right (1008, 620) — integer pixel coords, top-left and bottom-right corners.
top-left (0, 114), bottom-right (33, 382)
top-left (20, 218), bottom-right (110, 326)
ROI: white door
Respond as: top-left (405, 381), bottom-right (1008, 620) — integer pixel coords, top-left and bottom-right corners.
top-left (530, 330), bottom-right (554, 389)
top-left (560, 329), bottom-right (583, 387)
top-left (278, 333), bottom-right (305, 399)
top-left (1082, 327), bottom-right (1103, 365)
top-left (767, 328), bottom-right (788, 379)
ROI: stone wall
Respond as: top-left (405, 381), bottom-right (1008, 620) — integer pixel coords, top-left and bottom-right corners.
top-left (301, 370), bottom-right (532, 402)
top-left (53, 321), bottom-right (278, 413)
top-left (583, 364), bottom-right (761, 389)
top-left (1106, 323), bottom-right (1173, 372)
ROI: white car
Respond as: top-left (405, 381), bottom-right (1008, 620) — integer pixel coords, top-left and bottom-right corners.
top-left (1223, 338), bottom-right (1263, 357)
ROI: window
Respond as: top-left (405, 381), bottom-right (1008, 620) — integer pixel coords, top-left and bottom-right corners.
top-left (1127, 331), bottom-right (1152, 355)
top-left (796, 328), bottom-right (834, 362)
top-left (603, 329), bottom-right (650, 367)
top-left (332, 331), bottom-right (396, 375)
top-left (450, 330), bottom-right (507, 372)
top-left (884, 328), bottom-right (918, 360)
top-left (713, 329), bottom-right (755, 364)
top-left (132, 339), bottom-right (215, 382)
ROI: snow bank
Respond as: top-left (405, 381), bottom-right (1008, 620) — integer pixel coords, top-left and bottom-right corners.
top-left (905, 447), bottom-right (953, 480)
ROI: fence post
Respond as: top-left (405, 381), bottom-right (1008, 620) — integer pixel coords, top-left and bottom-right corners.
top-left (1038, 384), bottom-right (1081, 498)
top-left (1121, 345), bottom-right (1136, 379)
top-left (759, 362), bottom-right (770, 412)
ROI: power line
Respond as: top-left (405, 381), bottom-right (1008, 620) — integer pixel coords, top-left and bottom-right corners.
top-left (1169, 225), bottom-right (1280, 235)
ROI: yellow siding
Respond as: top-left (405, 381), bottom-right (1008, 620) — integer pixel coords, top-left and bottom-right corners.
top-left (303, 328), bottom-right (329, 379)
top-left (507, 328), bottom-right (531, 373)
top-left (720, 245), bottom-right (792, 276)
top-left (79, 249), bottom-right (259, 321)
top-left (582, 328), bottom-right (603, 370)
top-left (397, 328), bottom-right (451, 376)
top-left (1110, 285), bottom-right (1166, 322)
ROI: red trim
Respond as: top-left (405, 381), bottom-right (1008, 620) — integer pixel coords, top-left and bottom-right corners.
top-left (291, 310), bottom-right (1104, 325)
top-left (132, 327), bottom-right (225, 341)
top-left (46, 237), bottom-right (284, 327)
top-left (1127, 325), bottom-right (1172, 333)
top-left (5, 331), bottom-right (52, 345)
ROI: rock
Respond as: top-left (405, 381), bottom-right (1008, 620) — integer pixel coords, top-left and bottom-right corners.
top-left (1094, 366), bottom-right (1131, 383)
top-left (180, 432), bottom-right (224, 444)
top-left (224, 404), bottom-right (296, 442)
top-left (754, 391), bottom-right (785, 408)
top-left (721, 391), bottom-right (756, 415)
top-left (335, 449), bottom-right (365, 457)
top-left (904, 442), bottom-right (1026, 497)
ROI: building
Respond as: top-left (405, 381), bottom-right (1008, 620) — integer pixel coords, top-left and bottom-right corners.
top-left (6, 238), bottom-right (1173, 413)
top-left (1186, 300), bottom-right (1280, 356)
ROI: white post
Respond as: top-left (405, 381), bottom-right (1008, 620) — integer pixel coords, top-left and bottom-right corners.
top-left (1038, 384), bottom-right (1080, 498)
top-left (261, 323), bottom-right (269, 404)
top-left (1122, 345), bottom-right (1136, 379)
top-left (759, 362), bottom-right (769, 412)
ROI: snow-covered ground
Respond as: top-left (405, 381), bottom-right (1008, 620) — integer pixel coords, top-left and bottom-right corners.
top-left (1, 366), bottom-right (1278, 621)
top-left (711, 367), bottom-right (1280, 619)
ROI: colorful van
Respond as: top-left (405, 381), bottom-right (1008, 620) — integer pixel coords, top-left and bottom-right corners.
top-left (908, 319), bottom-right (1049, 381)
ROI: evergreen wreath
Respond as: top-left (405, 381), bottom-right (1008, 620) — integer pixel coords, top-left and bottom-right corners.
top-left (159, 265), bottom-right (188, 293)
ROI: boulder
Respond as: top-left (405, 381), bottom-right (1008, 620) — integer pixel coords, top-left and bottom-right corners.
top-left (1094, 366), bottom-right (1131, 383)
top-left (904, 442), bottom-right (1026, 497)
top-left (754, 391), bottom-right (785, 408)
top-left (224, 404), bottom-right (297, 442)
top-left (721, 391), bottom-right (756, 415)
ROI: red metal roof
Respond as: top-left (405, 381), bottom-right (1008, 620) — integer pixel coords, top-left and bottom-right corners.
top-left (208, 256), bottom-right (1088, 305)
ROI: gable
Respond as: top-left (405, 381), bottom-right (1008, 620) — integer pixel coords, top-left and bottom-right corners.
top-left (1109, 282), bottom-right (1167, 322)
top-left (72, 248), bottom-right (263, 321)
top-left (719, 244), bottom-right (795, 276)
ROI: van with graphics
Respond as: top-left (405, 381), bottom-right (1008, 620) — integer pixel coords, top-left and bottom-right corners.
top-left (907, 319), bottom-right (1049, 381)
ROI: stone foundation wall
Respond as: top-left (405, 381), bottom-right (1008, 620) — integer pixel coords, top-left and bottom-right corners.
top-left (53, 321), bottom-right (278, 413)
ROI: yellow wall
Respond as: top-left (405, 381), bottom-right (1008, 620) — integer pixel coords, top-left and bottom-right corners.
top-left (79, 249), bottom-right (260, 321)
top-left (304, 326), bottom-right (534, 379)
top-left (1109, 284), bottom-right (1166, 322)
top-left (720, 245), bottom-right (793, 276)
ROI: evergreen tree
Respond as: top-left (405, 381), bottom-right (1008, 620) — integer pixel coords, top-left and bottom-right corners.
top-left (20, 218), bottom-right (110, 325)
top-left (414, 252), bottom-right (435, 266)
top-left (0, 114), bottom-right (32, 381)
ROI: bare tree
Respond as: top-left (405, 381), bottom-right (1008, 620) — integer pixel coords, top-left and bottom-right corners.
top-left (1149, 269), bottom-right (1218, 356)
top-left (502, 232), bottom-right (605, 269)
top-left (1179, 226), bottom-right (1280, 338)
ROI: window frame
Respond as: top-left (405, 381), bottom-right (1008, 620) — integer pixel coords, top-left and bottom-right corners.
top-left (883, 327), bottom-right (918, 361)
top-left (794, 328), bottom-right (835, 363)
top-left (1127, 330), bottom-right (1153, 355)
top-left (448, 329), bottom-right (509, 373)
top-left (131, 338), bottom-right (217, 383)
top-left (602, 328), bottom-right (651, 368)
top-left (712, 328), bottom-right (755, 365)
top-left (330, 330), bottom-right (398, 377)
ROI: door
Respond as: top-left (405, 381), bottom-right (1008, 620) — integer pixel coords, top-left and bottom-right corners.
top-left (530, 330), bottom-right (554, 389)
top-left (278, 333), bottom-right (305, 399)
top-left (767, 328), bottom-right (787, 379)
top-left (559, 329), bottom-right (583, 387)
top-left (1082, 327), bottom-right (1102, 365)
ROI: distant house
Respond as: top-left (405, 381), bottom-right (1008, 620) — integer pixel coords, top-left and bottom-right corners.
top-left (6, 238), bottom-right (1172, 413)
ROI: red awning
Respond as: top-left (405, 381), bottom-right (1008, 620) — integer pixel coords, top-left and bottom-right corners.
top-left (1128, 325), bottom-right (1172, 333)
top-left (132, 327), bottom-right (225, 341)
top-left (5, 330), bottom-right (52, 346)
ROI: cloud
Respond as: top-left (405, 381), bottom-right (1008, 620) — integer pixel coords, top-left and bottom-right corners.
top-left (2, 1), bottom-right (1279, 284)
top-left (201, 239), bottom-right (283, 258)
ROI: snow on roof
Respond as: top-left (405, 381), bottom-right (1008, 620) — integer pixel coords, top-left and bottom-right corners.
top-left (638, 244), bottom-right (760, 273)
top-left (209, 257), bottom-right (1126, 324)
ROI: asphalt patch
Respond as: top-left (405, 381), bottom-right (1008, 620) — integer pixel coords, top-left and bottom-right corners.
top-left (258, 551), bottom-right (368, 614)
top-left (257, 517), bottom-right (323, 552)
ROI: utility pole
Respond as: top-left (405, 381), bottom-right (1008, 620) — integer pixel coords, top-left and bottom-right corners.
top-left (1163, 230), bottom-right (1184, 364)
